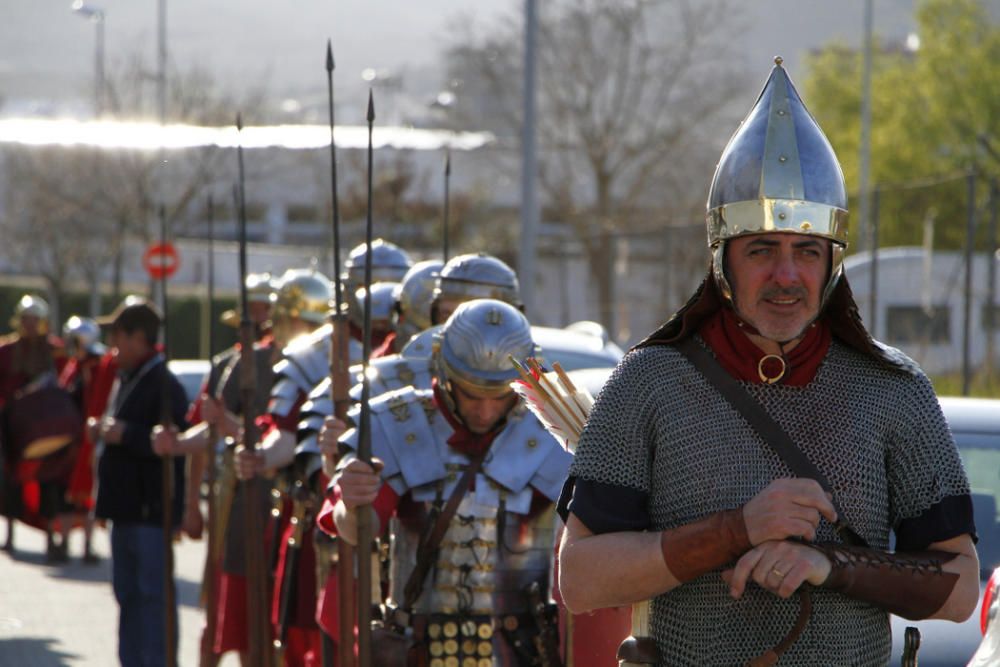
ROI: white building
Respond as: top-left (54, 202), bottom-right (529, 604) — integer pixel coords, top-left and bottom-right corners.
top-left (845, 247), bottom-right (1000, 375)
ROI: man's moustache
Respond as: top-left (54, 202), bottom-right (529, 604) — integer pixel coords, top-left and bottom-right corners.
top-left (761, 287), bottom-right (808, 300)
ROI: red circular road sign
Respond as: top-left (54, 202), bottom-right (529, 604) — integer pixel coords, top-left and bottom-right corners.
top-left (143, 242), bottom-right (180, 280)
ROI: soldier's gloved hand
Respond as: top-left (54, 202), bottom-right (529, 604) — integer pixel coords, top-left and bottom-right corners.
top-left (742, 478), bottom-right (837, 545)
top-left (722, 539), bottom-right (832, 600)
top-left (151, 424), bottom-right (178, 456)
top-left (335, 457), bottom-right (385, 509)
top-left (235, 445), bottom-right (266, 480)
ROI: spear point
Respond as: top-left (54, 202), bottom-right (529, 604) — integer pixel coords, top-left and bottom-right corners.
top-left (367, 89), bottom-right (375, 123)
top-left (326, 39), bottom-right (334, 73)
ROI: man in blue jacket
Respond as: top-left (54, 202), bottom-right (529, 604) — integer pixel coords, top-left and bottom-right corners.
top-left (92, 295), bottom-right (189, 667)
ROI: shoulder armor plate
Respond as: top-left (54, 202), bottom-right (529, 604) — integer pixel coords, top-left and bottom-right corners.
top-left (342, 388), bottom-right (448, 495)
top-left (483, 408), bottom-right (571, 502)
top-left (349, 355), bottom-right (433, 401)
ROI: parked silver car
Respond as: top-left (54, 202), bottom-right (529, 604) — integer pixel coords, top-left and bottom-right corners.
top-left (899, 397), bottom-right (1000, 666)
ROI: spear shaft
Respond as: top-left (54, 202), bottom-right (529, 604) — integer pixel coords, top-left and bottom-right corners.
top-left (236, 114), bottom-right (272, 667)
top-left (443, 151), bottom-right (451, 262)
top-left (326, 39), bottom-right (353, 667)
top-left (200, 195), bottom-right (220, 667)
top-left (158, 203), bottom-right (178, 667)
top-left (354, 89), bottom-right (376, 667)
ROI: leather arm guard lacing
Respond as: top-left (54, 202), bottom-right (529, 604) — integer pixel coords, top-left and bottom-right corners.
top-left (809, 543), bottom-right (960, 620)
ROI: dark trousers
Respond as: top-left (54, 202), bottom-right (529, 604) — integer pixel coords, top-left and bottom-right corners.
top-left (110, 522), bottom-right (177, 667)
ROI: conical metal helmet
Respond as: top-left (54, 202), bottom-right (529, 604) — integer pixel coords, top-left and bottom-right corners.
top-left (707, 56), bottom-right (849, 305)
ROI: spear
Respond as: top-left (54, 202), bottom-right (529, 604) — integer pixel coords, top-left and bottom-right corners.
top-left (443, 150), bottom-right (451, 262)
top-left (235, 113), bottom-right (272, 667)
top-left (325, 39), bottom-right (352, 667)
top-left (354, 88), bottom-right (376, 667)
top-left (158, 203), bottom-right (178, 667)
top-left (200, 195), bottom-right (220, 667)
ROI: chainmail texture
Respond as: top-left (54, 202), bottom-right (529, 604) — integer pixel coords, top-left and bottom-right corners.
top-left (569, 337), bottom-right (970, 667)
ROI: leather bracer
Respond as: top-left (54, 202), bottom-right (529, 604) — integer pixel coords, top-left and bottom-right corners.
top-left (660, 508), bottom-right (751, 583)
top-left (810, 543), bottom-right (960, 620)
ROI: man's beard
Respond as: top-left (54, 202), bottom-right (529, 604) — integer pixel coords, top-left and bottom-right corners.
top-left (737, 286), bottom-right (815, 344)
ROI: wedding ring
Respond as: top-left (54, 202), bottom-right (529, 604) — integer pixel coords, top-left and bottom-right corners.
top-left (771, 567), bottom-right (785, 578)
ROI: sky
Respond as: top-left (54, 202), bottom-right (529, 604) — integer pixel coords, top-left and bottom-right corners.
top-left (0, 1), bottom-right (931, 124)
top-left (0, 1), bottom-right (517, 120)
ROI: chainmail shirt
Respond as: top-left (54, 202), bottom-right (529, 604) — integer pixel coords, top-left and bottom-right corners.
top-left (568, 337), bottom-right (970, 667)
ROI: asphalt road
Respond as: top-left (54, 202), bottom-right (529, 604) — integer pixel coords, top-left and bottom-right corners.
top-left (0, 520), bottom-right (239, 667)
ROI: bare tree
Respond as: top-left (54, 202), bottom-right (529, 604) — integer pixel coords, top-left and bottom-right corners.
top-left (443, 0), bottom-right (747, 334)
top-left (0, 52), bottom-right (266, 315)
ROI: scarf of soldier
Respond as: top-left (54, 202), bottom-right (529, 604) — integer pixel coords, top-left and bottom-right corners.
top-left (698, 307), bottom-right (831, 386)
top-left (432, 380), bottom-right (503, 457)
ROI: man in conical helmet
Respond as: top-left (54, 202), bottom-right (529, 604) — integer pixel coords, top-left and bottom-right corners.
top-left (317, 299), bottom-right (571, 665)
top-left (558, 58), bottom-right (978, 665)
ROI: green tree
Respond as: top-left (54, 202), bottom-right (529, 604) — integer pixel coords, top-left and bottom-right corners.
top-left (803, 0), bottom-right (1000, 252)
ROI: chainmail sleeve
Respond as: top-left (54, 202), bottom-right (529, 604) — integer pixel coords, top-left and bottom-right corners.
top-left (561, 348), bottom-right (667, 533)
top-left (883, 362), bottom-right (972, 544)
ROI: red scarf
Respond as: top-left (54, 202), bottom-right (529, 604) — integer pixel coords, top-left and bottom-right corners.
top-left (350, 322), bottom-right (392, 353)
top-left (697, 308), bottom-right (831, 386)
top-left (372, 331), bottom-right (397, 359)
top-left (432, 381), bottom-right (503, 457)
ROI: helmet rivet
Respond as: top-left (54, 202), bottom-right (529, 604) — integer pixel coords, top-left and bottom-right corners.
top-left (774, 55), bottom-right (783, 66)
top-left (778, 155), bottom-right (787, 163)
top-left (486, 308), bottom-right (502, 326)
top-left (800, 221), bottom-right (812, 230)
top-left (778, 212), bottom-right (787, 220)
top-left (777, 109), bottom-right (786, 116)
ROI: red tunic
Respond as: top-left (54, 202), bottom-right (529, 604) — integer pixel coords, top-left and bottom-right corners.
top-left (58, 352), bottom-right (109, 510)
top-left (0, 334), bottom-right (69, 527)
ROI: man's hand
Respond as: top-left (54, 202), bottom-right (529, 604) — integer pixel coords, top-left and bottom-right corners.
top-left (182, 503), bottom-right (204, 540)
top-left (202, 396), bottom-right (240, 439)
top-left (86, 416), bottom-right (100, 443)
top-left (319, 416), bottom-right (349, 475)
top-left (235, 446), bottom-right (266, 480)
top-left (334, 458), bottom-right (385, 509)
top-left (97, 417), bottom-right (125, 445)
top-left (151, 425), bottom-right (178, 456)
top-left (742, 478), bottom-right (837, 545)
top-left (200, 395), bottom-right (222, 425)
top-left (723, 539), bottom-right (832, 600)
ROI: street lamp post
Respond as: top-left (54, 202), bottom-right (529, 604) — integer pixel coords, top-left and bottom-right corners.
top-left (71, 0), bottom-right (106, 118)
